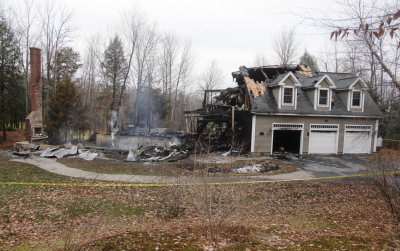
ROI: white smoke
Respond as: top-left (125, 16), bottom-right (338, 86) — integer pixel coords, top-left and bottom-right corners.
top-left (110, 110), bottom-right (118, 148)
top-left (169, 137), bottom-right (181, 146)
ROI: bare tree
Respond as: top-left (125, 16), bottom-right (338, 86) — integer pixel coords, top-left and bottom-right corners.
top-left (253, 53), bottom-right (270, 67)
top-left (112, 7), bottom-right (148, 131)
top-left (317, 41), bottom-right (343, 72)
top-left (12, 0), bottom-right (39, 116)
top-left (38, 0), bottom-right (76, 113)
top-left (119, 8), bottom-right (159, 127)
top-left (79, 34), bottom-right (105, 135)
top-left (331, 5), bottom-right (400, 89)
top-left (159, 32), bottom-right (195, 123)
top-left (301, 0), bottom-right (399, 90)
top-left (272, 26), bottom-right (303, 65)
top-left (198, 60), bottom-right (223, 91)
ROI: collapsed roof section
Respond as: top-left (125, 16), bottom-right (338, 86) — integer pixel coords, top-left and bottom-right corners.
top-left (220, 64), bottom-right (314, 110)
top-left (185, 64), bottom-right (382, 138)
top-left (228, 64), bottom-right (381, 117)
top-left (184, 65), bottom-right (315, 136)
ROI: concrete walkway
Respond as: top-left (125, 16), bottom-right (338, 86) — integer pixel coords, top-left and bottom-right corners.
top-left (11, 157), bottom-right (315, 185)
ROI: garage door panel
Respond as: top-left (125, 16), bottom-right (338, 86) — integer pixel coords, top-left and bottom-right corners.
top-left (344, 131), bottom-right (371, 154)
top-left (309, 131), bottom-right (337, 154)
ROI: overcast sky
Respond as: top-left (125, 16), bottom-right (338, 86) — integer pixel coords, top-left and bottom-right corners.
top-left (8, 0), bottom-right (336, 88)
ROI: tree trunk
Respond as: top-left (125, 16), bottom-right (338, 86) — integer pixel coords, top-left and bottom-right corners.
top-left (2, 124), bottom-right (6, 142)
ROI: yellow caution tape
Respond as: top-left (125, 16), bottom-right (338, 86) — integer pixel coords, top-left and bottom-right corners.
top-left (383, 139), bottom-right (400, 142)
top-left (1, 171), bottom-right (399, 187)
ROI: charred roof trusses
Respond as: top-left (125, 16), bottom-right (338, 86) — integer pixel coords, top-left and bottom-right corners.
top-left (232, 64), bottom-right (314, 85)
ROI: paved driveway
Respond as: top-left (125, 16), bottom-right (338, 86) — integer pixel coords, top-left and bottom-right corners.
top-left (281, 154), bottom-right (372, 180)
top-left (8, 153), bottom-right (373, 184)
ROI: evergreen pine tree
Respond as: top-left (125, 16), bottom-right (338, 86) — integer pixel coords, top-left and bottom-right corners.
top-left (0, 15), bottom-right (24, 141)
top-left (101, 35), bottom-right (128, 132)
top-left (45, 74), bottom-right (88, 144)
top-left (299, 50), bottom-right (320, 72)
top-left (53, 47), bottom-right (82, 82)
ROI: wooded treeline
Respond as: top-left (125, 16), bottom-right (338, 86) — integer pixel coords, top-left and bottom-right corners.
top-left (0, 0), bottom-right (399, 144)
top-left (302, 1), bottom-right (400, 139)
top-left (259, 0), bottom-right (400, 139)
top-left (0, 1), bottom-right (207, 144)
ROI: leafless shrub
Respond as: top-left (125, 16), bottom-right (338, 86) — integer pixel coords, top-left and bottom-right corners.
top-left (60, 207), bottom-right (105, 251)
top-left (159, 184), bottom-right (186, 218)
top-left (166, 134), bottom-right (248, 246)
top-left (58, 183), bottom-right (107, 251)
top-left (187, 177), bottom-right (242, 246)
top-left (368, 149), bottom-right (400, 225)
top-left (189, 135), bottom-right (246, 246)
top-left (62, 217), bottom-right (104, 251)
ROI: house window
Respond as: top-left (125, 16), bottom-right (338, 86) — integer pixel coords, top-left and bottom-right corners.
top-left (283, 87), bottom-right (293, 105)
top-left (352, 91), bottom-right (361, 107)
top-left (319, 89), bottom-right (328, 105)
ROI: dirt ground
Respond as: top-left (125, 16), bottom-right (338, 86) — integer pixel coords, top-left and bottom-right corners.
top-left (0, 128), bottom-right (25, 150)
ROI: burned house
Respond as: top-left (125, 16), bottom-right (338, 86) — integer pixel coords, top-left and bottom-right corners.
top-left (186, 65), bottom-right (383, 155)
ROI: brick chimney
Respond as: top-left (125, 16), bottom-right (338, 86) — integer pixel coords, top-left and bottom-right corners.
top-left (30, 48), bottom-right (41, 112)
top-left (25, 48), bottom-right (44, 142)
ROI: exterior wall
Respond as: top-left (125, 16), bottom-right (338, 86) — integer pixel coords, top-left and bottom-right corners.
top-left (252, 115), bottom-right (377, 154)
top-left (96, 134), bottom-right (185, 149)
top-left (284, 77), bottom-right (295, 86)
top-left (319, 80), bottom-right (330, 88)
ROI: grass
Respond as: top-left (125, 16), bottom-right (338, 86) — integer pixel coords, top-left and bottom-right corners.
top-left (57, 158), bottom-right (192, 176)
top-left (0, 154), bottom-right (83, 193)
top-left (0, 128), bottom-right (26, 151)
top-left (81, 231), bottom-right (201, 250)
top-left (1, 150), bottom-right (400, 250)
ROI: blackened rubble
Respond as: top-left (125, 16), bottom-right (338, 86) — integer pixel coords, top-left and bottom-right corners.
top-left (126, 146), bottom-right (189, 162)
top-left (12, 144), bottom-right (189, 162)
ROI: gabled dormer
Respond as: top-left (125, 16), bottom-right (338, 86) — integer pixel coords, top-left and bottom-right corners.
top-left (269, 72), bottom-right (302, 110)
top-left (312, 75), bottom-right (337, 111)
top-left (346, 78), bottom-right (368, 112)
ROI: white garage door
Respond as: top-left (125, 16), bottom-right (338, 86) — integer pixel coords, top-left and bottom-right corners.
top-left (344, 131), bottom-right (371, 154)
top-left (309, 130), bottom-right (337, 154)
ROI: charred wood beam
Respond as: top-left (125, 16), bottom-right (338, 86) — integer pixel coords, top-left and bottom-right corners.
top-left (208, 110), bottom-right (232, 115)
top-left (198, 118), bottom-right (230, 123)
top-left (184, 109), bottom-right (233, 116)
top-left (258, 67), bottom-right (270, 83)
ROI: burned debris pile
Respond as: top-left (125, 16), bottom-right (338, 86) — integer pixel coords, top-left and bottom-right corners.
top-left (12, 143), bottom-right (190, 162)
top-left (13, 145), bottom-right (99, 160)
top-left (126, 146), bottom-right (189, 162)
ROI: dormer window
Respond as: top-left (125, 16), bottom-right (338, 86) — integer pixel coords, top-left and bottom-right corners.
top-left (319, 89), bottom-right (328, 106)
top-left (352, 91), bottom-right (361, 107)
top-left (275, 72), bottom-right (301, 110)
top-left (283, 87), bottom-right (293, 105)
